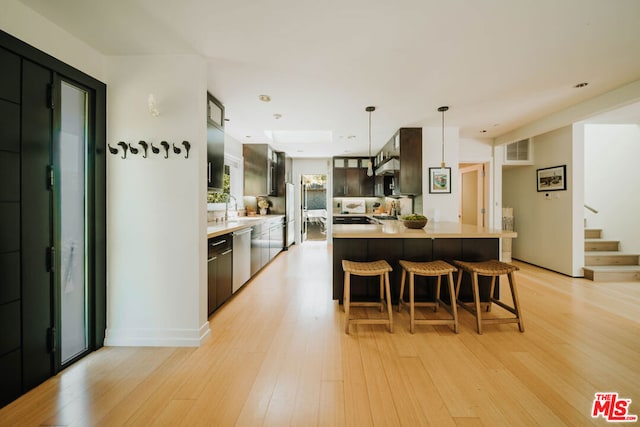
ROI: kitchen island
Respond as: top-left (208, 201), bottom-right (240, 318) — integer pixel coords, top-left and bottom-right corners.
top-left (332, 221), bottom-right (517, 304)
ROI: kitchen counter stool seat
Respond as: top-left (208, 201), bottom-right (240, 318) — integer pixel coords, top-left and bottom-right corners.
top-left (398, 260), bottom-right (459, 333)
top-left (342, 260), bottom-right (393, 334)
top-left (452, 259), bottom-right (525, 334)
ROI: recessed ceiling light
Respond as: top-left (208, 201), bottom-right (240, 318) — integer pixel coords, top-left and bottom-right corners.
top-left (574, 82), bottom-right (589, 88)
top-left (258, 94), bottom-right (271, 102)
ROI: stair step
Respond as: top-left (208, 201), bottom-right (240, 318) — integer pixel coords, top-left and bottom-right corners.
top-left (584, 228), bottom-right (602, 239)
top-left (584, 252), bottom-right (640, 266)
top-left (584, 239), bottom-right (619, 252)
top-left (584, 265), bottom-right (640, 282)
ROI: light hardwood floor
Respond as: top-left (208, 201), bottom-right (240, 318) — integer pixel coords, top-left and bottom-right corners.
top-left (1, 242), bottom-right (638, 426)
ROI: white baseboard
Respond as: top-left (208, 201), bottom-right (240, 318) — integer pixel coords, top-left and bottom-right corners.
top-left (104, 322), bottom-right (210, 347)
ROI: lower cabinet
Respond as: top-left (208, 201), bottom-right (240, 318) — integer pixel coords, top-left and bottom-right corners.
top-left (210, 218), bottom-right (284, 315)
top-left (249, 217), bottom-right (284, 277)
top-left (269, 220), bottom-right (284, 260)
top-left (207, 234), bottom-right (233, 315)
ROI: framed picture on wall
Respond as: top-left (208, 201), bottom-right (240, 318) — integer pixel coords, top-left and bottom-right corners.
top-left (536, 165), bottom-right (566, 191)
top-left (429, 167), bottom-right (451, 193)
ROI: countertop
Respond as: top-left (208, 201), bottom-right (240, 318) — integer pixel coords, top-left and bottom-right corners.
top-left (332, 221), bottom-right (517, 239)
top-left (207, 215), bottom-right (284, 239)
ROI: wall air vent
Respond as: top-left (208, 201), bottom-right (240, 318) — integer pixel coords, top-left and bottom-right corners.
top-left (504, 138), bottom-right (533, 164)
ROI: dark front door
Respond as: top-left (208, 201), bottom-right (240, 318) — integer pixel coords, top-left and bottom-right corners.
top-left (21, 58), bottom-right (55, 391)
top-left (0, 30), bottom-right (106, 408)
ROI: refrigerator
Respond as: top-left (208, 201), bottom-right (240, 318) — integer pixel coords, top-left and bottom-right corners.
top-left (284, 183), bottom-right (295, 249)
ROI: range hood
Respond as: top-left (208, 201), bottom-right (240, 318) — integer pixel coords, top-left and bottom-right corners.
top-left (374, 158), bottom-right (400, 176)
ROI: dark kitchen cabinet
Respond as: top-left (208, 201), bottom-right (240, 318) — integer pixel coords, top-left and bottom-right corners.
top-left (333, 215), bottom-right (374, 225)
top-left (207, 93), bottom-right (225, 191)
top-left (243, 144), bottom-right (280, 196)
top-left (374, 128), bottom-right (422, 195)
top-left (332, 157), bottom-right (374, 197)
top-left (207, 234), bottom-right (233, 315)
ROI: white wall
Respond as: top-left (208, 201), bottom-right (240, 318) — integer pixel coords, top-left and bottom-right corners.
top-left (422, 126), bottom-right (460, 222)
top-left (584, 124), bottom-right (640, 253)
top-left (0, 0), bottom-right (106, 81)
top-left (105, 55), bottom-right (209, 346)
top-left (503, 126), bottom-right (583, 276)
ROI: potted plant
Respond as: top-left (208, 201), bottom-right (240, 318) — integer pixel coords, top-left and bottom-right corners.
top-left (258, 198), bottom-right (270, 215)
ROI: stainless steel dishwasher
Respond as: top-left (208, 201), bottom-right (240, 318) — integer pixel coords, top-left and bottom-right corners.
top-left (232, 228), bottom-right (252, 293)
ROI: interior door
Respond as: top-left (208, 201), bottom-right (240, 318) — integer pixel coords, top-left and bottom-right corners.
top-left (460, 164), bottom-right (485, 226)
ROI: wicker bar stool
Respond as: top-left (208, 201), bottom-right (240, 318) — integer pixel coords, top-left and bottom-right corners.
top-left (398, 260), bottom-right (459, 333)
top-left (342, 260), bottom-right (393, 334)
top-left (452, 259), bottom-right (525, 334)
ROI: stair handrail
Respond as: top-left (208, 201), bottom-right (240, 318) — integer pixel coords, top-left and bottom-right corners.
top-left (584, 204), bottom-right (599, 214)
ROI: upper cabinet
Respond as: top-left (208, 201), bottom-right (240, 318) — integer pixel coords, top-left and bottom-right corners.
top-left (243, 144), bottom-right (282, 196)
top-left (374, 128), bottom-right (422, 195)
top-left (207, 93), bottom-right (225, 190)
top-left (332, 157), bottom-right (374, 197)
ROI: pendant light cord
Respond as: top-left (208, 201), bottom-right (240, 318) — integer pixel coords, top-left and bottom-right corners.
top-left (368, 110), bottom-right (371, 157)
top-left (438, 106), bottom-right (449, 168)
top-left (441, 109), bottom-right (444, 165)
top-left (365, 106), bottom-right (375, 176)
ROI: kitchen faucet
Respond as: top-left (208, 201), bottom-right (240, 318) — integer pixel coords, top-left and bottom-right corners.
top-left (226, 195), bottom-right (238, 220)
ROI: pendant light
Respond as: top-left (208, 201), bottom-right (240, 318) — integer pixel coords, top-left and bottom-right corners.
top-left (438, 106), bottom-right (449, 169)
top-left (366, 106), bottom-right (375, 176)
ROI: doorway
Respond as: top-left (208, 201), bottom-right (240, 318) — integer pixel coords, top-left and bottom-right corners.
top-left (301, 174), bottom-right (327, 242)
top-left (460, 163), bottom-right (487, 226)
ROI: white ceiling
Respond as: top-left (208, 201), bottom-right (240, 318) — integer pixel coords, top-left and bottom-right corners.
top-left (19, 0), bottom-right (640, 157)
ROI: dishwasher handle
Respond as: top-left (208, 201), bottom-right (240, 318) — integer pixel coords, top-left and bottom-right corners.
top-left (232, 228), bottom-right (252, 237)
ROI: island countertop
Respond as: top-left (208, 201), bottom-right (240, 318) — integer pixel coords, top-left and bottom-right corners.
top-left (332, 221), bottom-right (517, 239)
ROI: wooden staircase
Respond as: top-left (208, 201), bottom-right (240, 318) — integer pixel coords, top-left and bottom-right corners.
top-left (583, 228), bottom-right (640, 281)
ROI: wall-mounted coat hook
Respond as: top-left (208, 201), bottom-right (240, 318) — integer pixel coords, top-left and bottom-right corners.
top-left (182, 140), bottom-right (191, 159)
top-left (172, 143), bottom-right (182, 156)
top-left (151, 143), bottom-right (160, 155)
top-left (128, 143), bottom-right (139, 155)
top-left (138, 140), bottom-right (149, 158)
top-left (117, 141), bottom-right (128, 159)
top-left (108, 144), bottom-right (119, 156)
top-left (160, 141), bottom-right (170, 159)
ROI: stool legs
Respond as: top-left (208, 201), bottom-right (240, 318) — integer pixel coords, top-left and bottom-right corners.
top-left (398, 262), bottom-right (458, 334)
top-left (343, 267), bottom-right (393, 334)
top-left (446, 271), bottom-right (459, 334)
top-left (343, 270), bottom-right (351, 334)
top-left (455, 265), bottom-right (524, 334)
top-left (384, 271), bottom-right (394, 333)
